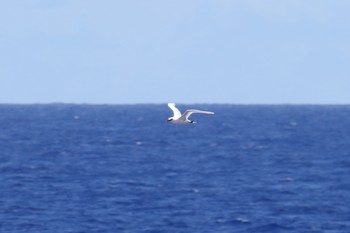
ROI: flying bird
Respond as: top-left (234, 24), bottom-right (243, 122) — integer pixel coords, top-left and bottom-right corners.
top-left (167, 103), bottom-right (214, 124)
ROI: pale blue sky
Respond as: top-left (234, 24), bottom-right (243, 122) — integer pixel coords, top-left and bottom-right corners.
top-left (1, 0), bottom-right (349, 104)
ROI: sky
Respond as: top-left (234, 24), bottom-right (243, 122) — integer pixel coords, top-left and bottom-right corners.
top-left (1, 0), bottom-right (350, 104)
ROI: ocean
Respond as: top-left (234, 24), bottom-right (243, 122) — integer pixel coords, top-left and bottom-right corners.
top-left (1, 104), bottom-right (350, 233)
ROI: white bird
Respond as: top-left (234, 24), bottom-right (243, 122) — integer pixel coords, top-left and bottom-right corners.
top-left (167, 103), bottom-right (214, 124)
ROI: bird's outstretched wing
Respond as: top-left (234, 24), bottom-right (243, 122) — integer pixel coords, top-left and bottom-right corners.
top-left (182, 109), bottom-right (214, 120)
top-left (168, 103), bottom-right (182, 119)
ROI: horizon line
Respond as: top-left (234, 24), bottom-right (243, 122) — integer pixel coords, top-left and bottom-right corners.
top-left (0, 102), bottom-right (349, 106)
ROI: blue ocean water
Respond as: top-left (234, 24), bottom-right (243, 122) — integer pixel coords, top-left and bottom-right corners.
top-left (1, 104), bottom-right (350, 233)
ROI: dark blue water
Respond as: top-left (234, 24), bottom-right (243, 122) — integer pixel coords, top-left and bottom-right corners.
top-left (1, 104), bottom-right (350, 233)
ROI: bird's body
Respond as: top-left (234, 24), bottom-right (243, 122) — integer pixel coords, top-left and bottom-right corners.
top-left (167, 103), bottom-right (214, 124)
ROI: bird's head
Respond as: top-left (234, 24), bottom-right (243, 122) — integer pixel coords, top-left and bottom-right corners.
top-left (167, 117), bottom-right (173, 122)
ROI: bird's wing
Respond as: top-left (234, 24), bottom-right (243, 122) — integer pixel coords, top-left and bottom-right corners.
top-left (181, 109), bottom-right (214, 120)
top-left (168, 103), bottom-right (182, 119)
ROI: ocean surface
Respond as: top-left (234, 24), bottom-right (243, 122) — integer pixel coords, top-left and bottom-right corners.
top-left (1, 104), bottom-right (350, 233)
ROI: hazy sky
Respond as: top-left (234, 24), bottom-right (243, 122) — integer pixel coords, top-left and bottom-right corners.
top-left (1, 0), bottom-right (350, 104)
